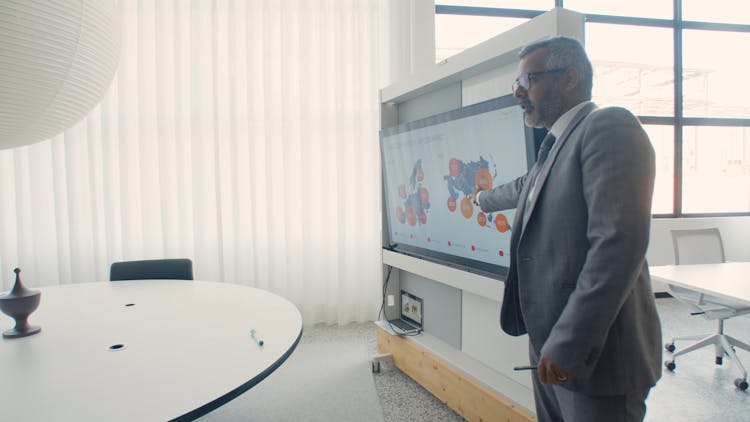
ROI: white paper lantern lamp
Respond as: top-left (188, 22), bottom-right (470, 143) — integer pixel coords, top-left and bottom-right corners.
top-left (0, 0), bottom-right (120, 149)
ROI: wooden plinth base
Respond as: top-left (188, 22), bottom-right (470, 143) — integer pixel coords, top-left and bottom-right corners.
top-left (377, 326), bottom-right (535, 422)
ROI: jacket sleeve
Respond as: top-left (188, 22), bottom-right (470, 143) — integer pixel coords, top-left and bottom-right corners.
top-left (477, 174), bottom-right (526, 213)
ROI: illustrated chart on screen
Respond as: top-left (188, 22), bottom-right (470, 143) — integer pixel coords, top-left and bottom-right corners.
top-left (381, 96), bottom-right (531, 274)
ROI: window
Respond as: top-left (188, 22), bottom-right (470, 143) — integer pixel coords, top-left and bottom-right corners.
top-left (644, 124), bottom-right (675, 214)
top-left (564, 0), bottom-right (672, 19)
top-left (436, 1), bottom-right (750, 216)
top-left (683, 0), bottom-right (750, 24)
top-left (682, 126), bottom-right (750, 213)
top-left (585, 23), bottom-right (673, 114)
top-left (682, 30), bottom-right (750, 119)
top-left (435, 14), bottom-right (526, 63)
top-left (436, 1), bottom-right (552, 9)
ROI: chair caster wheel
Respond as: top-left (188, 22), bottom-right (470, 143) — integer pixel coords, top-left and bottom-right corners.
top-left (372, 361), bottom-right (380, 373)
top-left (665, 360), bottom-right (676, 371)
top-left (735, 379), bottom-right (748, 390)
top-left (715, 356), bottom-right (723, 365)
top-left (665, 343), bottom-right (675, 353)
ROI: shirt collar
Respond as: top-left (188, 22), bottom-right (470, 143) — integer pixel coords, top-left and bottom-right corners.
top-left (548, 101), bottom-right (592, 139)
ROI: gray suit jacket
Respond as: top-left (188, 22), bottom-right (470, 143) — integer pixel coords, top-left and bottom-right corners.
top-left (478, 103), bottom-right (662, 396)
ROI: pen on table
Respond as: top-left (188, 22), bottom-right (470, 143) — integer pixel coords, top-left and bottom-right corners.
top-left (250, 329), bottom-right (264, 347)
top-left (513, 365), bottom-right (538, 371)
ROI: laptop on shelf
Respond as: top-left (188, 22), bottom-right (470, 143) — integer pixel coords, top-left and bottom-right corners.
top-left (387, 290), bottom-right (423, 334)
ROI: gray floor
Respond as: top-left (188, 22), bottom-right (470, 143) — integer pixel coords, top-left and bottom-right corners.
top-left (304, 297), bottom-right (750, 422)
top-left (301, 321), bottom-right (464, 422)
top-left (646, 298), bottom-right (750, 421)
top-left (201, 336), bottom-right (384, 422)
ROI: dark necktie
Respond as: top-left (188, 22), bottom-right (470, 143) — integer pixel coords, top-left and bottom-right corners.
top-left (536, 132), bottom-right (556, 164)
top-left (520, 132), bottom-right (556, 225)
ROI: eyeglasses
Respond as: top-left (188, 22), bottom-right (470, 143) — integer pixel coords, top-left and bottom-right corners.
top-left (512, 68), bottom-right (566, 93)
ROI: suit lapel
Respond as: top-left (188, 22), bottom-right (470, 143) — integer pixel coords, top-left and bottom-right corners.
top-left (520, 103), bottom-right (598, 231)
top-left (502, 103), bottom-right (597, 336)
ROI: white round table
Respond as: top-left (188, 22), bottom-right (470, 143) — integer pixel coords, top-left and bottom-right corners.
top-left (0, 280), bottom-right (303, 421)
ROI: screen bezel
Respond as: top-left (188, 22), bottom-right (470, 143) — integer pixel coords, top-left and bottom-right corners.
top-left (380, 94), bottom-right (543, 280)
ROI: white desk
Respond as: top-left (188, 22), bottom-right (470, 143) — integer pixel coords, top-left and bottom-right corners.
top-left (650, 262), bottom-right (750, 305)
top-left (0, 280), bottom-right (303, 421)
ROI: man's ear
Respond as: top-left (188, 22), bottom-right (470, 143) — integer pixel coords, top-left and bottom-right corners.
top-left (561, 67), bottom-right (581, 93)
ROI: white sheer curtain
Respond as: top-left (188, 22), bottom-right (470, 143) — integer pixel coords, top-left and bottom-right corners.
top-left (0, 0), bottom-right (428, 324)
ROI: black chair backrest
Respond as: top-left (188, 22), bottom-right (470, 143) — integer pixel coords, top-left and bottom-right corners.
top-left (110, 259), bottom-right (194, 281)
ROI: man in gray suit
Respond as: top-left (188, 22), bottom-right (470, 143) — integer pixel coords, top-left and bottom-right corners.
top-left (469, 36), bottom-right (662, 421)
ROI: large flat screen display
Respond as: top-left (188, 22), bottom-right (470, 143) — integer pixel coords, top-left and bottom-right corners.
top-left (380, 94), bottom-right (539, 279)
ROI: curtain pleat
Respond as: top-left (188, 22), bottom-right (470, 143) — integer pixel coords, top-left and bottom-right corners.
top-left (0, 0), bottom-right (422, 324)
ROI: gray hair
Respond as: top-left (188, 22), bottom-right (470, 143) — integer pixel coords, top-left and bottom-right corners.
top-left (518, 36), bottom-right (593, 98)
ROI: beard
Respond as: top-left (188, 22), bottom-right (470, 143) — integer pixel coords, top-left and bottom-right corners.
top-left (523, 89), bottom-right (564, 129)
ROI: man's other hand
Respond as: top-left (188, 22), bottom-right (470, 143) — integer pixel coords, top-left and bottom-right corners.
top-left (538, 355), bottom-right (572, 385)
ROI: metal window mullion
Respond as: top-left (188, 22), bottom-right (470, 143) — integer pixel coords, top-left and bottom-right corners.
top-left (682, 20), bottom-right (750, 32)
top-left (682, 117), bottom-right (750, 127)
top-left (582, 15), bottom-right (750, 32)
top-left (638, 116), bottom-right (676, 125)
top-left (434, 5), bottom-right (544, 19)
top-left (584, 13), bottom-right (674, 28)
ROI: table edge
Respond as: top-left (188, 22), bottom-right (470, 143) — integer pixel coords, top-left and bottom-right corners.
top-left (171, 325), bottom-right (304, 421)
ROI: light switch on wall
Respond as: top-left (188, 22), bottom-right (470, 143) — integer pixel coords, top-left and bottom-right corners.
top-left (387, 294), bottom-right (395, 307)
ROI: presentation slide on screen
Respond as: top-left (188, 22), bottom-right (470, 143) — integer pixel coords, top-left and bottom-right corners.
top-left (382, 104), bottom-right (529, 269)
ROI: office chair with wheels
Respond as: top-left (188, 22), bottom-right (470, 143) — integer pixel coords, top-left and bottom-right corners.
top-left (109, 258), bottom-right (194, 281)
top-left (664, 228), bottom-right (750, 390)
